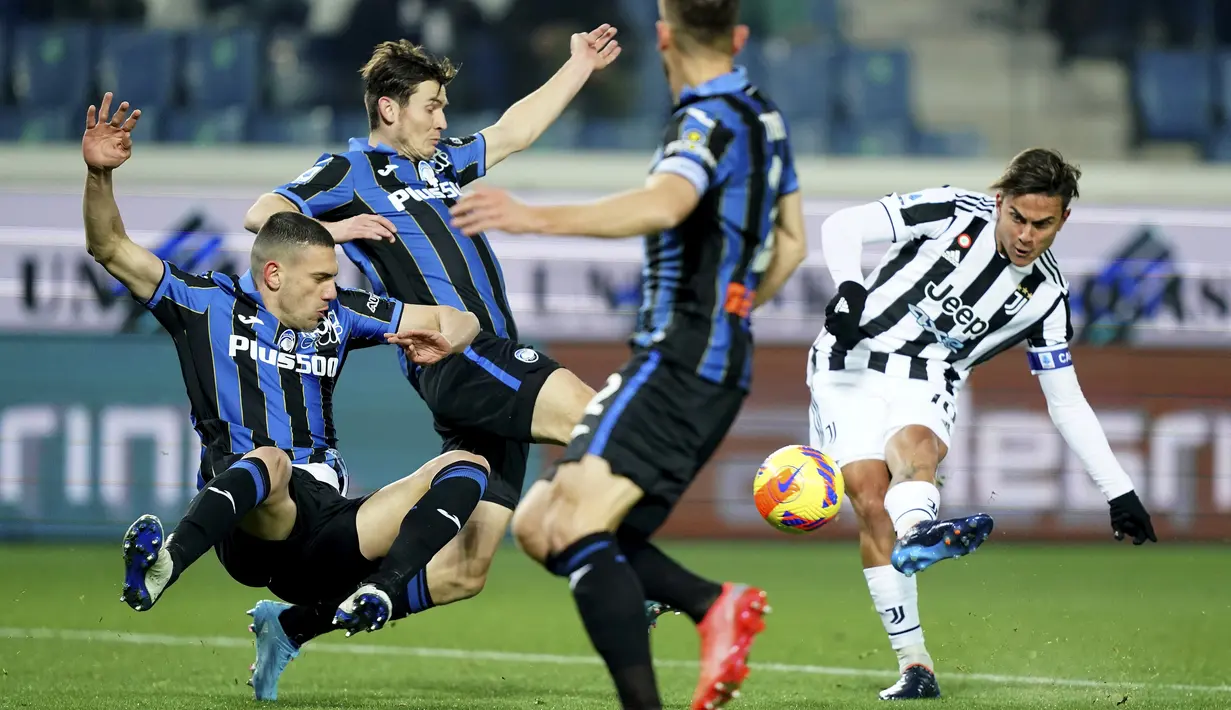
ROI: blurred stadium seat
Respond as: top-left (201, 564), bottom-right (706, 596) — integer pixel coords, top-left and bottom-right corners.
top-left (161, 105), bottom-right (248, 144)
top-left (247, 107), bottom-right (334, 145)
top-left (184, 29), bottom-right (261, 108)
top-left (829, 117), bottom-right (915, 157)
top-left (98, 28), bottom-right (178, 110)
top-left (12, 24), bottom-right (92, 108)
top-left (835, 48), bottom-right (911, 124)
top-left (1133, 51), bottom-right (1213, 142)
top-left (0, 106), bottom-right (75, 141)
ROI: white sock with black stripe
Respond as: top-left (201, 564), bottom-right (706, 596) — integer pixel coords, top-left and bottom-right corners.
top-left (884, 480), bottom-right (941, 538)
top-left (865, 565), bottom-right (932, 673)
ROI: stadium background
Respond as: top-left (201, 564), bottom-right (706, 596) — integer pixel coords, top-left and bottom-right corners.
top-left (1, 3), bottom-right (1230, 709)
top-left (1, 0), bottom-right (1230, 543)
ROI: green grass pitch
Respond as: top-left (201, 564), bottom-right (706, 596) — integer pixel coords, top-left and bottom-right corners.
top-left (0, 540), bottom-right (1227, 709)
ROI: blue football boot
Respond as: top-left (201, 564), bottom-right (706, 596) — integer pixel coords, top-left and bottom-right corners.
top-left (120, 514), bottom-right (173, 611)
top-left (333, 584), bottom-right (393, 637)
top-left (246, 600), bottom-right (300, 701)
top-left (878, 664), bottom-right (942, 700)
top-left (891, 513), bottom-right (994, 577)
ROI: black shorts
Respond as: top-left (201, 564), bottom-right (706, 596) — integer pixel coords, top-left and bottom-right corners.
top-left (215, 468), bottom-right (377, 606)
top-left (558, 349), bottom-right (746, 537)
top-left (412, 331), bottom-right (562, 509)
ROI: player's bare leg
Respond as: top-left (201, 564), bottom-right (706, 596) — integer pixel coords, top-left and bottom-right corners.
top-left (333, 451), bottom-right (489, 634)
top-left (530, 368), bottom-right (596, 445)
top-left (884, 425), bottom-right (993, 576)
top-left (421, 501), bottom-right (511, 604)
top-left (247, 451), bottom-right (487, 700)
top-left (843, 457), bottom-right (940, 700)
top-left (122, 447), bottom-right (293, 612)
top-left (514, 457), bottom-right (767, 710)
top-left (514, 458), bottom-right (661, 709)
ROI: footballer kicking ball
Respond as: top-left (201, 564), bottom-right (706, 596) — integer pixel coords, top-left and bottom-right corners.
top-left (753, 444), bottom-right (844, 533)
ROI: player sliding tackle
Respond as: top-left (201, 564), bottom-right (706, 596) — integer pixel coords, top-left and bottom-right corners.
top-left (808, 148), bottom-right (1158, 700)
top-left (450, 1), bottom-right (807, 707)
top-left (83, 93), bottom-right (493, 685)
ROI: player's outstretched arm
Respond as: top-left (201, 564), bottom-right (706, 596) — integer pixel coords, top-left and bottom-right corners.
top-left (1036, 366), bottom-right (1158, 545)
top-left (752, 191), bottom-right (807, 308)
top-left (479, 24), bottom-right (621, 171)
top-left (450, 173), bottom-right (699, 238)
top-left (384, 305), bottom-right (480, 364)
top-left (243, 192), bottom-right (299, 233)
top-left (82, 93), bottom-right (165, 304)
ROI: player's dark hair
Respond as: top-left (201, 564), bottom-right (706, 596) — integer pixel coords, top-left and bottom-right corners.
top-left (992, 148), bottom-right (1082, 211)
top-left (251, 212), bottom-right (335, 274)
top-left (663, 0), bottom-right (741, 52)
top-left (361, 40), bottom-right (457, 130)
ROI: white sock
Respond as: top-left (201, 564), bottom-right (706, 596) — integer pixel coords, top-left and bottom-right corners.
top-left (883, 480), bottom-right (941, 537)
top-left (865, 565), bottom-right (932, 673)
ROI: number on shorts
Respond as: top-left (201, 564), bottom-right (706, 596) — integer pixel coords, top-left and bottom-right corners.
top-left (571, 373), bottom-right (624, 439)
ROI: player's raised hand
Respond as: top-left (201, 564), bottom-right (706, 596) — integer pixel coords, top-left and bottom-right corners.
top-left (324, 214), bottom-right (398, 244)
top-left (83, 92), bottom-right (141, 170)
top-left (384, 329), bottom-right (454, 365)
top-left (1108, 491), bottom-right (1158, 546)
top-left (449, 186), bottom-right (540, 237)
top-left (571, 24), bottom-right (621, 71)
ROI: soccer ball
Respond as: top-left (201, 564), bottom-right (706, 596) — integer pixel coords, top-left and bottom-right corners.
top-left (753, 444), bottom-right (844, 534)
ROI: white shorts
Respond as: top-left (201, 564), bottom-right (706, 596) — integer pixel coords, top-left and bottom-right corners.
top-left (807, 367), bottom-right (957, 469)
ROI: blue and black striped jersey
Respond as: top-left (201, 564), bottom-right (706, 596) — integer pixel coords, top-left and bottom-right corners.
top-left (139, 262), bottom-right (404, 482)
top-left (640, 67), bottom-right (798, 390)
top-left (274, 136), bottom-right (517, 346)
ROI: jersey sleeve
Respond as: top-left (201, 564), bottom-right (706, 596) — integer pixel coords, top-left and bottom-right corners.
top-left (1024, 295), bottom-right (1075, 374)
top-left (778, 141), bottom-right (799, 197)
top-left (273, 154), bottom-right (354, 219)
top-left (876, 186), bottom-right (962, 243)
top-left (435, 135), bottom-right (486, 187)
top-left (142, 261), bottom-right (222, 313)
top-left (334, 288), bottom-right (405, 350)
top-left (651, 106), bottom-right (737, 197)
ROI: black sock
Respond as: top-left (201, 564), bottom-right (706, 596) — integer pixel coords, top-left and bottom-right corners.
top-left (365, 461), bottom-right (486, 616)
top-left (618, 529), bottom-right (723, 624)
top-left (166, 457), bottom-right (272, 584)
top-left (277, 601), bottom-right (340, 648)
top-left (548, 532), bottom-right (661, 710)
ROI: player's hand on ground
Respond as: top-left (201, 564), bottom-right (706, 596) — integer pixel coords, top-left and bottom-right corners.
top-left (83, 92), bottom-right (141, 170)
top-left (324, 215), bottom-right (397, 244)
top-left (1108, 490), bottom-right (1158, 545)
top-left (824, 281), bottom-right (868, 349)
top-left (571, 24), bottom-right (621, 71)
top-left (449, 186), bottom-right (539, 237)
top-left (385, 329), bottom-right (454, 365)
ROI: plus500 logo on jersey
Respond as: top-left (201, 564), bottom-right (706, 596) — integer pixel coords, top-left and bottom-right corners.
top-left (228, 335), bottom-right (340, 377)
top-left (387, 159), bottom-right (461, 210)
top-left (907, 282), bottom-right (989, 352)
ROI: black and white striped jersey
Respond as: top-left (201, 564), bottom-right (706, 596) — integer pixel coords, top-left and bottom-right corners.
top-left (812, 186), bottom-right (1074, 393)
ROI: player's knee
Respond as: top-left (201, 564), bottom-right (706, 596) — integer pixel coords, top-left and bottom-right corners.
top-left (885, 426), bottom-right (946, 484)
top-left (428, 451), bottom-right (490, 481)
top-left (245, 447), bottom-right (292, 494)
top-left (511, 503), bottom-right (550, 564)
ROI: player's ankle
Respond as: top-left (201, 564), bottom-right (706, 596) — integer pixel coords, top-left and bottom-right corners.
top-left (896, 644), bottom-right (933, 674)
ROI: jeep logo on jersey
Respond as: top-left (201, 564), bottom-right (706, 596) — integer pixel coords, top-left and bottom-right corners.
top-left (923, 282), bottom-right (989, 337)
top-left (228, 335), bottom-right (340, 377)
